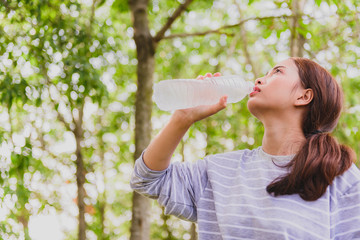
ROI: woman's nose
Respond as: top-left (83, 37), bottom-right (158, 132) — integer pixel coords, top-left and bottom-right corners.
top-left (255, 78), bottom-right (263, 85)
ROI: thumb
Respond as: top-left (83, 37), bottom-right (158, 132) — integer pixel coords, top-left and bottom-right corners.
top-left (193, 96), bottom-right (228, 122)
top-left (218, 95), bottom-right (228, 109)
top-left (209, 96), bottom-right (228, 114)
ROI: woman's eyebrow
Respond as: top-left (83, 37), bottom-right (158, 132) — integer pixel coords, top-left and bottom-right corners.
top-left (266, 65), bottom-right (286, 75)
top-left (273, 65), bottom-right (286, 70)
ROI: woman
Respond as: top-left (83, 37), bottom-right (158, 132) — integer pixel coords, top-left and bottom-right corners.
top-left (130, 57), bottom-right (360, 239)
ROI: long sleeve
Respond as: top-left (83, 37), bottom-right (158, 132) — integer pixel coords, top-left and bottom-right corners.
top-left (130, 152), bottom-right (208, 222)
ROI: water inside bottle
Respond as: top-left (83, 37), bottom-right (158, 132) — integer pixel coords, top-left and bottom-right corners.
top-left (153, 76), bottom-right (254, 111)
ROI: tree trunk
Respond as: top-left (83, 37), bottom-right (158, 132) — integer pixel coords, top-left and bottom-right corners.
top-left (75, 104), bottom-right (86, 240)
top-left (234, 3), bottom-right (260, 79)
top-left (190, 223), bottom-right (197, 240)
top-left (290, 0), bottom-right (306, 57)
top-left (9, 108), bottom-right (31, 240)
top-left (75, 1), bottom-right (98, 238)
top-left (129, 0), bottom-right (155, 239)
top-left (180, 140), bottom-right (197, 240)
top-left (75, 140), bottom-right (86, 240)
top-left (18, 211), bottom-right (30, 240)
top-left (99, 199), bottom-right (105, 240)
top-left (160, 207), bottom-right (175, 239)
top-left (99, 130), bottom-right (107, 240)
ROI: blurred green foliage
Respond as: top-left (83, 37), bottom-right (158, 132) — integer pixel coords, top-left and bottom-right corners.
top-left (0, 0), bottom-right (359, 239)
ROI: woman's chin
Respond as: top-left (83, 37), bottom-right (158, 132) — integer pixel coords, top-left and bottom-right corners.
top-left (247, 99), bottom-right (271, 120)
top-left (247, 100), bottom-right (259, 117)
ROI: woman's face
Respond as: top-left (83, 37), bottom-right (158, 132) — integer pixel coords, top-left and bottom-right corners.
top-left (247, 58), bottom-right (304, 118)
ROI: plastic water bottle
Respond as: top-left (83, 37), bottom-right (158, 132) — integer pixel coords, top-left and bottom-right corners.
top-left (153, 75), bottom-right (254, 111)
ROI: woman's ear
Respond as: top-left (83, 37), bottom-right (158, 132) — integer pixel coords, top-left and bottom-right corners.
top-left (295, 88), bottom-right (313, 106)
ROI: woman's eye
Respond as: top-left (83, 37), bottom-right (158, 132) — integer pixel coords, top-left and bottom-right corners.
top-left (273, 69), bottom-right (281, 74)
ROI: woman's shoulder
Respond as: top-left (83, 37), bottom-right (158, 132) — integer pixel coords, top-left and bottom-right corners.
top-left (201, 148), bottom-right (259, 177)
top-left (332, 163), bottom-right (360, 196)
top-left (204, 147), bottom-right (260, 165)
top-left (341, 164), bottom-right (360, 186)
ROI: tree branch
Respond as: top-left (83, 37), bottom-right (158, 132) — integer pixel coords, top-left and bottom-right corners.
top-left (1, 0), bottom-right (16, 12)
top-left (153, 0), bottom-right (195, 42)
top-left (162, 14), bottom-right (295, 40)
top-left (74, 101), bottom-right (85, 138)
top-left (39, 66), bottom-right (73, 131)
top-left (35, 123), bottom-right (59, 160)
top-left (89, 0), bottom-right (98, 32)
top-left (56, 108), bottom-right (72, 132)
top-left (289, 1), bottom-right (299, 57)
top-left (234, 1), bottom-right (259, 78)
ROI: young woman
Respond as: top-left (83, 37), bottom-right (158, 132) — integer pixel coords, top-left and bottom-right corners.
top-left (130, 57), bottom-right (360, 239)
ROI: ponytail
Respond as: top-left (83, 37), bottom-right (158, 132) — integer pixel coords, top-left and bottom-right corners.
top-left (266, 133), bottom-right (355, 201)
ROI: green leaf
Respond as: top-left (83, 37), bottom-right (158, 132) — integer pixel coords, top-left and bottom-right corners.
top-left (315, 0), bottom-right (322, 6)
top-left (262, 29), bottom-right (272, 39)
top-left (112, 0), bottom-right (129, 13)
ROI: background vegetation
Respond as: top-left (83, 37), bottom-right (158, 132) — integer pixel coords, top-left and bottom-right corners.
top-left (0, 0), bottom-right (359, 239)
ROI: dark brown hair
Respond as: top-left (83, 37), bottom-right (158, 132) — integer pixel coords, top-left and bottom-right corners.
top-left (266, 57), bottom-right (356, 201)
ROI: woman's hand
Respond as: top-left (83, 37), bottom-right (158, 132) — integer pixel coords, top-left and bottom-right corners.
top-left (172, 72), bottom-right (228, 127)
top-left (143, 72), bottom-right (226, 171)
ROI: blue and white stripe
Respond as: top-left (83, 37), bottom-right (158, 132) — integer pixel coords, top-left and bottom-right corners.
top-left (130, 147), bottom-right (360, 239)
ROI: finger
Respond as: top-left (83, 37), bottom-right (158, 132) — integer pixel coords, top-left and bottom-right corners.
top-left (196, 75), bottom-right (204, 80)
top-left (213, 72), bottom-right (221, 77)
top-left (204, 73), bottom-right (212, 78)
top-left (208, 96), bottom-right (228, 115)
top-left (219, 95), bottom-right (228, 108)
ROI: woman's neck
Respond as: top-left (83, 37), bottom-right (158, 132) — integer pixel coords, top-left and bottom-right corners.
top-left (262, 121), bottom-right (305, 156)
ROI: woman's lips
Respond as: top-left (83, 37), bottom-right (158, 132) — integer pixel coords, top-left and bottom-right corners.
top-left (249, 86), bottom-right (261, 97)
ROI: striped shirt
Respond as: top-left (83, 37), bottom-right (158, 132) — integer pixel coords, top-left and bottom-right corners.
top-left (130, 147), bottom-right (360, 239)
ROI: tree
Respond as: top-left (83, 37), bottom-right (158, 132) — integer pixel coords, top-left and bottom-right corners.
top-left (24, 1), bottom-right (109, 238)
top-left (0, 1), bottom-right (115, 239)
top-left (128, 0), bottom-right (194, 239)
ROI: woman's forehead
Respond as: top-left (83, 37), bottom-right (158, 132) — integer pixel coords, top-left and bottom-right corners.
top-left (275, 58), bottom-right (295, 68)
